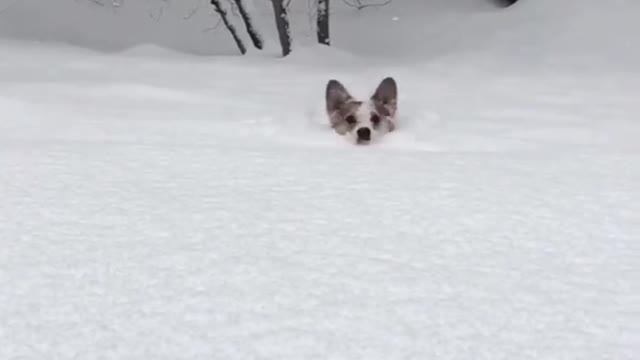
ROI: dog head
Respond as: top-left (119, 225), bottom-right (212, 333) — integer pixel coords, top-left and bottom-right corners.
top-left (325, 77), bottom-right (398, 145)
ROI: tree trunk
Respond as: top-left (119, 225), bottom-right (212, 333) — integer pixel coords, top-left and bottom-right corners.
top-left (211, 0), bottom-right (247, 55)
top-left (234, 0), bottom-right (263, 50)
top-left (317, 0), bottom-right (330, 45)
top-left (270, 0), bottom-right (292, 57)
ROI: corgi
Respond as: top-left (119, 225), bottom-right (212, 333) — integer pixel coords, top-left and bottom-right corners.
top-left (325, 77), bottom-right (398, 145)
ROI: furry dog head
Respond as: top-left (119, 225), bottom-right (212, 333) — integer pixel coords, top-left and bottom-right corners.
top-left (325, 77), bottom-right (398, 145)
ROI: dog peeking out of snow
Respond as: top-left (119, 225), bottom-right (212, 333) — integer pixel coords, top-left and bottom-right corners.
top-left (325, 77), bottom-right (398, 145)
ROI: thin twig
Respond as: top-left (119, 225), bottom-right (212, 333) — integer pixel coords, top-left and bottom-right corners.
top-left (341, 0), bottom-right (392, 10)
top-left (0, 0), bottom-right (20, 15)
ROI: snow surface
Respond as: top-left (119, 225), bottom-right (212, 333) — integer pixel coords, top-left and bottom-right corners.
top-left (1, 1), bottom-right (639, 359)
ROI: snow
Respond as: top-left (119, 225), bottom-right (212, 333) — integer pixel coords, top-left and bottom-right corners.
top-left (1, 0), bottom-right (639, 359)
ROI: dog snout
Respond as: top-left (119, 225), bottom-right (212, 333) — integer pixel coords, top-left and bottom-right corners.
top-left (357, 127), bottom-right (371, 141)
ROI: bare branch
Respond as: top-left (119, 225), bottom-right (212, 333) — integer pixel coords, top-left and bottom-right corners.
top-left (0, 0), bottom-right (20, 16)
top-left (341, 0), bottom-right (392, 10)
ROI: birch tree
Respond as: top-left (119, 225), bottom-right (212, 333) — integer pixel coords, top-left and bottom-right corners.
top-left (210, 0), bottom-right (247, 54)
top-left (233, 0), bottom-right (263, 49)
top-left (317, 0), bottom-right (330, 45)
top-left (270, 0), bottom-right (292, 56)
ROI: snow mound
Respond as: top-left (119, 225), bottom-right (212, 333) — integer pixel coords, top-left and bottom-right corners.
top-left (0, 0), bottom-right (638, 69)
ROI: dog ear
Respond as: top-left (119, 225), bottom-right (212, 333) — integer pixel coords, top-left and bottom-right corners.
top-left (326, 79), bottom-right (353, 113)
top-left (371, 77), bottom-right (398, 116)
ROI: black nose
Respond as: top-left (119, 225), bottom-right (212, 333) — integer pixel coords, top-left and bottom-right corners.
top-left (357, 127), bottom-right (371, 141)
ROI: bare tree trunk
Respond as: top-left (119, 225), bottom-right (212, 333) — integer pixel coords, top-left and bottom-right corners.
top-left (211, 0), bottom-right (247, 55)
top-left (233, 0), bottom-right (263, 50)
top-left (317, 0), bottom-right (330, 45)
top-left (270, 0), bottom-right (292, 57)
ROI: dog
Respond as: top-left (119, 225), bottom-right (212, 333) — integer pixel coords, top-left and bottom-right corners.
top-left (325, 77), bottom-right (398, 145)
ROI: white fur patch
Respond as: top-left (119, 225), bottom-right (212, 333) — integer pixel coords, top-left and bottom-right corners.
top-left (341, 100), bottom-right (393, 144)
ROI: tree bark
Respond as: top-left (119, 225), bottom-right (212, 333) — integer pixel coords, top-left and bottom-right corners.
top-left (270, 0), bottom-right (292, 57)
top-left (211, 0), bottom-right (247, 55)
top-left (317, 0), bottom-right (330, 45)
top-left (234, 0), bottom-right (263, 50)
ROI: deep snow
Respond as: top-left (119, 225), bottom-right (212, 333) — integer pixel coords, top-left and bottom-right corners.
top-left (1, 0), bottom-right (639, 359)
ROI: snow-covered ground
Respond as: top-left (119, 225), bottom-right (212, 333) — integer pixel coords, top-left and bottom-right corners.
top-left (1, 1), bottom-right (639, 359)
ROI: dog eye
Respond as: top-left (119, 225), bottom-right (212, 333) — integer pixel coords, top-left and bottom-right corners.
top-left (370, 114), bottom-right (381, 125)
top-left (345, 115), bottom-right (356, 125)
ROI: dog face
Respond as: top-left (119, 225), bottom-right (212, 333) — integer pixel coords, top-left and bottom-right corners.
top-left (325, 77), bottom-right (398, 145)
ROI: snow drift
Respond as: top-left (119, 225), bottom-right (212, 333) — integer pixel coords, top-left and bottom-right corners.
top-left (0, 0), bottom-right (638, 68)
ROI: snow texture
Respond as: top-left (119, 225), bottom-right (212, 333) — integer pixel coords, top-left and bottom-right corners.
top-left (0, 1), bottom-right (639, 359)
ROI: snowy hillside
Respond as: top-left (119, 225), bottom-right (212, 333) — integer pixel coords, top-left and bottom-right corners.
top-left (1, 1), bottom-right (639, 359)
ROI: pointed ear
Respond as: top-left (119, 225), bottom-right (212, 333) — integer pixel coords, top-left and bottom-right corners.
top-left (371, 77), bottom-right (398, 116)
top-left (326, 79), bottom-right (353, 113)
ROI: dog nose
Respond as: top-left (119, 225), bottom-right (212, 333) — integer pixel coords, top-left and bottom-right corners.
top-left (357, 127), bottom-right (371, 141)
